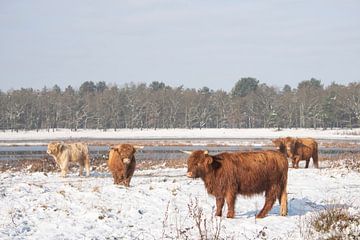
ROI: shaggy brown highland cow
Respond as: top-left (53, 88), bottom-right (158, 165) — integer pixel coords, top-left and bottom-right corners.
top-left (47, 142), bottom-right (90, 177)
top-left (186, 150), bottom-right (288, 218)
top-left (273, 137), bottom-right (319, 168)
top-left (108, 144), bottom-right (136, 187)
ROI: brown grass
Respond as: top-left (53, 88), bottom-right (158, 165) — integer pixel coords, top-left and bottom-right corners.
top-left (303, 205), bottom-right (360, 240)
top-left (321, 141), bottom-right (360, 148)
top-left (327, 153), bottom-right (360, 172)
top-left (0, 157), bottom-right (187, 173)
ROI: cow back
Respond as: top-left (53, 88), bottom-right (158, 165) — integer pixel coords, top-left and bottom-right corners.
top-left (206, 150), bottom-right (288, 196)
top-left (67, 143), bottom-right (88, 163)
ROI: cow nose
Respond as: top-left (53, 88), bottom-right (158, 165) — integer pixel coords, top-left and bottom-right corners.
top-left (186, 172), bottom-right (193, 178)
top-left (123, 158), bottom-right (130, 164)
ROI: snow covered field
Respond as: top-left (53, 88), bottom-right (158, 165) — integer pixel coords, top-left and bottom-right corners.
top-left (1, 128), bottom-right (360, 143)
top-left (0, 166), bottom-right (359, 239)
top-left (0, 128), bottom-right (360, 239)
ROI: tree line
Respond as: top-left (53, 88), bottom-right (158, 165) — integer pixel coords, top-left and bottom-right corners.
top-left (0, 78), bottom-right (359, 131)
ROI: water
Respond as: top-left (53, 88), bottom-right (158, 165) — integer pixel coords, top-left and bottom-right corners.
top-left (0, 145), bottom-right (357, 162)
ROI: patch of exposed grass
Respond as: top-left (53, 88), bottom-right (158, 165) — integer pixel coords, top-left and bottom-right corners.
top-left (328, 153), bottom-right (360, 172)
top-left (303, 205), bottom-right (360, 240)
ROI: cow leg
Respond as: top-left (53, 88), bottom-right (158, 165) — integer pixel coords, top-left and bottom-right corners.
top-left (215, 197), bottom-right (225, 217)
top-left (296, 157), bottom-right (301, 168)
top-left (117, 174), bottom-right (125, 185)
top-left (60, 169), bottom-right (67, 177)
top-left (257, 186), bottom-right (277, 218)
top-left (123, 177), bottom-right (130, 187)
top-left (113, 172), bottom-right (120, 184)
top-left (291, 158), bottom-right (296, 168)
top-left (225, 192), bottom-right (236, 218)
top-left (305, 158), bottom-right (310, 168)
top-left (84, 157), bottom-right (90, 177)
top-left (60, 160), bottom-right (69, 177)
top-left (123, 166), bottom-right (135, 187)
top-left (292, 156), bottom-right (300, 168)
top-left (79, 163), bottom-right (84, 176)
top-left (278, 187), bottom-right (288, 216)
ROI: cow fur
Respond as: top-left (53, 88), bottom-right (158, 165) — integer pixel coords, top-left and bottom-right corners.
top-left (47, 142), bottom-right (90, 177)
top-left (186, 150), bottom-right (288, 218)
top-left (108, 144), bottom-right (136, 187)
top-left (273, 137), bottom-right (319, 168)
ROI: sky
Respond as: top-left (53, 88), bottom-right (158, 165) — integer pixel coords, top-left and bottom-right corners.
top-left (0, 0), bottom-right (359, 92)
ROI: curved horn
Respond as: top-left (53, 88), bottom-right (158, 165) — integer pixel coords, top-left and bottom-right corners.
top-left (180, 150), bottom-right (192, 155)
top-left (134, 145), bottom-right (144, 150)
top-left (204, 150), bottom-right (209, 155)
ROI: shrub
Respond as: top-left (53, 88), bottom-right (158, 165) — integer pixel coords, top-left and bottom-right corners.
top-left (304, 205), bottom-right (360, 240)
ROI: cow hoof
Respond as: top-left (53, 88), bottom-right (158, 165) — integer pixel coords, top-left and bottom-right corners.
top-left (280, 212), bottom-right (287, 216)
top-left (226, 213), bottom-right (235, 218)
top-left (255, 214), bottom-right (265, 219)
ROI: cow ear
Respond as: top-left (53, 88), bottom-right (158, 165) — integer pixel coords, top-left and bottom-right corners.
top-left (205, 156), bottom-right (213, 165)
top-left (57, 143), bottom-right (64, 152)
top-left (134, 146), bottom-right (144, 152)
top-left (110, 146), bottom-right (118, 151)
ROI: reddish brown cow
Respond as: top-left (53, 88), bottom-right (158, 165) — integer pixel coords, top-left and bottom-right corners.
top-left (186, 150), bottom-right (288, 218)
top-left (108, 144), bottom-right (136, 187)
top-left (273, 137), bottom-right (319, 168)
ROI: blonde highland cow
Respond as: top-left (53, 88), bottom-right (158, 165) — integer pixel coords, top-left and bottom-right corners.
top-left (47, 142), bottom-right (91, 177)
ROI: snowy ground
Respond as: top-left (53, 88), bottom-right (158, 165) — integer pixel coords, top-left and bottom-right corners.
top-left (1, 128), bottom-right (360, 144)
top-left (0, 128), bottom-right (359, 239)
top-left (0, 164), bottom-right (359, 239)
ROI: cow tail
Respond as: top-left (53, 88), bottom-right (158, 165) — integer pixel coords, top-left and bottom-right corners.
top-left (313, 142), bottom-right (319, 168)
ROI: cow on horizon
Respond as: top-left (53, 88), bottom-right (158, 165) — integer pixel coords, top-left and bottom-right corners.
top-left (273, 137), bottom-right (319, 168)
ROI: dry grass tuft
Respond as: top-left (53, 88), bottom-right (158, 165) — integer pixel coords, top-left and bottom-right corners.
top-left (328, 153), bottom-right (360, 172)
top-left (302, 204), bottom-right (360, 240)
top-left (162, 198), bottom-right (224, 240)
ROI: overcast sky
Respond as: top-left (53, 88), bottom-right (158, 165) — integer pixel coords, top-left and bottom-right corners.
top-left (0, 0), bottom-right (359, 92)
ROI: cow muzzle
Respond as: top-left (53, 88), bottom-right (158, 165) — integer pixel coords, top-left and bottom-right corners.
top-left (186, 172), bottom-right (194, 178)
top-left (123, 158), bottom-right (130, 164)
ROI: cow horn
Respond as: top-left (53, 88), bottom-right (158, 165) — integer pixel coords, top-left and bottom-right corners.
top-left (204, 150), bottom-right (209, 155)
top-left (180, 150), bottom-right (192, 155)
top-left (134, 146), bottom-right (144, 150)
